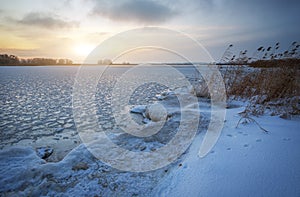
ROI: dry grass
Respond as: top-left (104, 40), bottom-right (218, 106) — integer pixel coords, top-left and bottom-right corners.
top-left (228, 59), bottom-right (299, 100)
top-left (249, 58), bottom-right (300, 68)
top-left (222, 59), bottom-right (300, 116)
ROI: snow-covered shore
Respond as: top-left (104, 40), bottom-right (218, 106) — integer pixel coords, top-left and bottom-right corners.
top-left (0, 66), bottom-right (299, 196)
top-left (1, 97), bottom-right (299, 196)
top-left (153, 105), bottom-right (300, 196)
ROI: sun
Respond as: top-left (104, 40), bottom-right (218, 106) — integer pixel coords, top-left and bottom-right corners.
top-left (74, 44), bottom-right (95, 56)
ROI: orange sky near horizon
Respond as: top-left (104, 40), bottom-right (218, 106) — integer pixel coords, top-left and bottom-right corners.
top-left (0, 0), bottom-right (299, 63)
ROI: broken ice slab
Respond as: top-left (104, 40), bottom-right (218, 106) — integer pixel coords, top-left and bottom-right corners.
top-left (130, 105), bottom-right (147, 114)
top-left (36, 147), bottom-right (53, 159)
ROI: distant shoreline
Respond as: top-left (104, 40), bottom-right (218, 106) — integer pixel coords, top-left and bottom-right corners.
top-left (0, 62), bottom-right (247, 67)
top-left (0, 63), bottom-right (138, 67)
top-left (1, 59), bottom-right (299, 67)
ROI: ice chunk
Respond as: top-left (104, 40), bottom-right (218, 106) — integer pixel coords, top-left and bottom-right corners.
top-left (146, 103), bottom-right (167, 122)
top-left (130, 105), bottom-right (147, 114)
top-left (36, 147), bottom-right (53, 159)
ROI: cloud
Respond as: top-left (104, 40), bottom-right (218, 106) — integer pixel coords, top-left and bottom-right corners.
top-left (17, 12), bottom-right (79, 29)
top-left (92, 0), bottom-right (177, 24)
top-left (189, 0), bottom-right (300, 22)
top-left (0, 48), bottom-right (40, 57)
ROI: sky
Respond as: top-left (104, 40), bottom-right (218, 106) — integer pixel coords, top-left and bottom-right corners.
top-left (0, 0), bottom-right (299, 63)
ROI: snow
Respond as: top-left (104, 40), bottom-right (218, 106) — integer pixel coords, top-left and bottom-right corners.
top-left (0, 143), bottom-right (168, 196)
top-left (0, 66), bottom-right (299, 196)
top-left (146, 103), bottom-right (168, 122)
top-left (152, 105), bottom-right (300, 196)
top-left (1, 95), bottom-right (299, 196)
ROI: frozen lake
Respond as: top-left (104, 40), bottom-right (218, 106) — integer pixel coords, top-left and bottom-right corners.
top-left (0, 65), bottom-right (201, 160)
top-left (1, 65), bottom-right (299, 196)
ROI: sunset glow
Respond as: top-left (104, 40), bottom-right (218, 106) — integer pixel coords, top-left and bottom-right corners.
top-left (74, 44), bottom-right (95, 57)
top-left (0, 0), bottom-right (299, 63)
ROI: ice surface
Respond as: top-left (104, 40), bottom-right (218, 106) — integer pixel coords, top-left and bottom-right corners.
top-left (0, 144), bottom-right (169, 196)
top-left (0, 65), bottom-right (197, 195)
top-left (0, 65), bottom-right (299, 196)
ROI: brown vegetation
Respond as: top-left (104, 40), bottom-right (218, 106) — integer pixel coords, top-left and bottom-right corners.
top-left (249, 58), bottom-right (300, 68)
top-left (228, 59), bottom-right (299, 100)
top-left (223, 58), bottom-right (300, 117)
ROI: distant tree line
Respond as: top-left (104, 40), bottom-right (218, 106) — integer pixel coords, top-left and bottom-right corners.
top-left (97, 59), bottom-right (112, 65)
top-left (0, 54), bottom-right (73, 65)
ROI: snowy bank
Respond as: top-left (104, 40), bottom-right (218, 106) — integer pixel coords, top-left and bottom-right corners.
top-left (153, 106), bottom-right (300, 196)
top-left (0, 84), bottom-right (299, 196)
